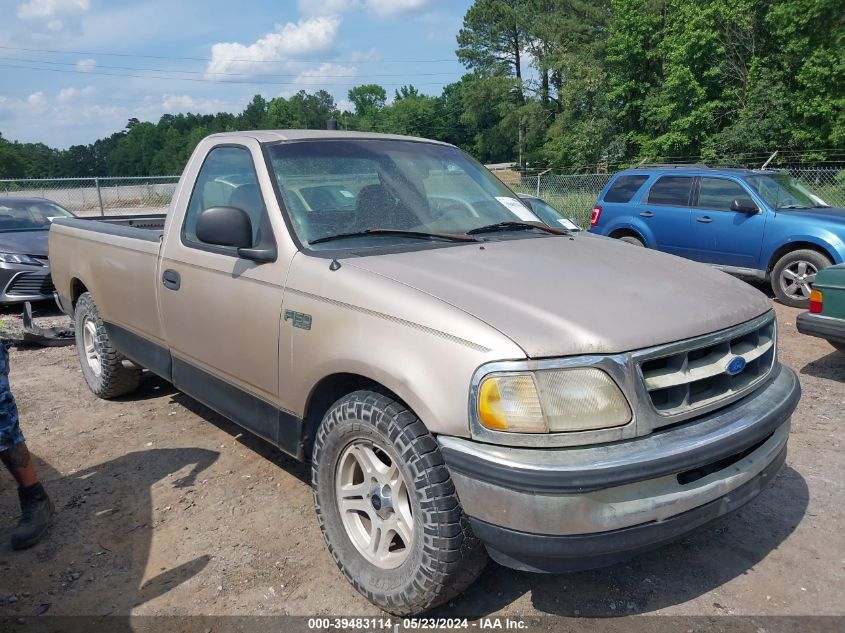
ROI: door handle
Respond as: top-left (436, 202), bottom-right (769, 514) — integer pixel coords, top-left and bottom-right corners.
top-left (696, 216), bottom-right (713, 223)
top-left (639, 211), bottom-right (654, 218)
top-left (162, 269), bottom-right (181, 291)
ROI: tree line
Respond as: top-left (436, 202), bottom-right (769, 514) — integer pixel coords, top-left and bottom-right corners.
top-left (1, 0), bottom-right (842, 179)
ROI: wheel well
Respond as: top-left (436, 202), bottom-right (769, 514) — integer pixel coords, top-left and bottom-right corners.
top-left (767, 242), bottom-right (834, 272)
top-left (70, 278), bottom-right (88, 306)
top-left (609, 228), bottom-right (644, 242)
top-left (300, 373), bottom-right (404, 461)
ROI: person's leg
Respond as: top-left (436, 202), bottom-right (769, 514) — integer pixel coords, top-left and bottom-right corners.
top-left (0, 343), bottom-right (53, 550)
top-left (0, 441), bottom-right (39, 488)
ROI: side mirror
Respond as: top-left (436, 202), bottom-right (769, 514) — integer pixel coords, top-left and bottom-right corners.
top-left (730, 198), bottom-right (759, 214)
top-left (196, 206), bottom-right (253, 248)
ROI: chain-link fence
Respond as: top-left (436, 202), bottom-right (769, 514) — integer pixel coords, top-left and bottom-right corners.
top-left (0, 176), bottom-right (180, 216)
top-left (1, 165), bottom-right (844, 226)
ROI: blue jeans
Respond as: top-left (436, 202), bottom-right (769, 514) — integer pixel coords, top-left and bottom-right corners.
top-left (0, 344), bottom-right (24, 452)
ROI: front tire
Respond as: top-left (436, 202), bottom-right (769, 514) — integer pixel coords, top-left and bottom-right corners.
top-left (312, 390), bottom-right (487, 615)
top-left (74, 292), bottom-right (141, 398)
top-left (771, 249), bottom-right (831, 308)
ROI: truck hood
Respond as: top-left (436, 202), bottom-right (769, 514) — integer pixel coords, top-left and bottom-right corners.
top-left (0, 230), bottom-right (49, 257)
top-left (348, 234), bottom-right (772, 358)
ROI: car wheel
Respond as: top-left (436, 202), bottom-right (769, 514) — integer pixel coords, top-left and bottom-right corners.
top-left (771, 249), bottom-right (832, 308)
top-left (74, 292), bottom-right (141, 398)
top-left (618, 235), bottom-right (644, 247)
top-left (312, 390), bottom-right (487, 615)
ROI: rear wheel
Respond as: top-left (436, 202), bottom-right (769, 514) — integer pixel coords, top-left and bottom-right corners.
top-left (617, 235), bottom-right (644, 247)
top-left (312, 390), bottom-right (487, 615)
top-left (771, 249), bottom-right (832, 308)
top-left (74, 292), bottom-right (141, 398)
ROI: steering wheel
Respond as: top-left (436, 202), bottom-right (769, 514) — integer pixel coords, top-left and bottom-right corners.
top-left (430, 198), bottom-right (476, 222)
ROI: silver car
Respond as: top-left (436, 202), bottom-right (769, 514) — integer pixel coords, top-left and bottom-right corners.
top-left (0, 197), bottom-right (74, 304)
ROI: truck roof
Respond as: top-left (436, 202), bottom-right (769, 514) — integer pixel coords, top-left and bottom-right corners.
top-left (206, 129), bottom-right (453, 145)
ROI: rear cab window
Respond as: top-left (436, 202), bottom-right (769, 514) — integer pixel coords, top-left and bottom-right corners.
top-left (602, 175), bottom-right (649, 203)
top-left (646, 176), bottom-right (694, 206)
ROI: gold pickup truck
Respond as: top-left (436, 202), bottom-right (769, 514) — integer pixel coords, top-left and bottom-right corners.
top-left (48, 131), bottom-right (800, 615)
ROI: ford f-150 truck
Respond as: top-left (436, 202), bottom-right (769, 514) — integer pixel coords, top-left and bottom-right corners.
top-left (48, 131), bottom-right (800, 615)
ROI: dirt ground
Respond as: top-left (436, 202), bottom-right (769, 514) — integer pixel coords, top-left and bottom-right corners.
top-left (0, 300), bottom-right (843, 621)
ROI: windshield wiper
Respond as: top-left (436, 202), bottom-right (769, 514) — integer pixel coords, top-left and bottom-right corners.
top-left (777, 204), bottom-right (810, 209)
top-left (309, 228), bottom-right (478, 245)
top-left (466, 221), bottom-right (570, 236)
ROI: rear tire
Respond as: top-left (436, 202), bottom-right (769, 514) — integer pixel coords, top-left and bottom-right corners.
top-left (771, 249), bottom-right (832, 308)
top-left (312, 390), bottom-right (487, 615)
top-left (617, 235), bottom-right (644, 247)
top-left (74, 292), bottom-right (141, 398)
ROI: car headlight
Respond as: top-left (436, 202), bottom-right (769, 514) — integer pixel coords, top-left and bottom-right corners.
top-left (0, 253), bottom-right (42, 265)
top-left (477, 368), bottom-right (632, 433)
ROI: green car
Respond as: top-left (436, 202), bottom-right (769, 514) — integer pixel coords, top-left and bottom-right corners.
top-left (797, 263), bottom-right (845, 354)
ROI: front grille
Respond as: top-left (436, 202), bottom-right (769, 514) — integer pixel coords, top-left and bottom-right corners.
top-left (5, 270), bottom-right (55, 297)
top-left (638, 314), bottom-right (776, 418)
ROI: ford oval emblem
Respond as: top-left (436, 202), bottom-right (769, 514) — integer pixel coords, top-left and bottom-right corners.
top-left (726, 356), bottom-right (747, 376)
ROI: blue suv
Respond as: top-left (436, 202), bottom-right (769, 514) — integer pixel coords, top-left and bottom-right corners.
top-left (589, 165), bottom-right (845, 307)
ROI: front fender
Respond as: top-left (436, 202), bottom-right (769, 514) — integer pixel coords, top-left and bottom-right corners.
top-left (279, 255), bottom-right (526, 438)
top-left (762, 233), bottom-right (845, 268)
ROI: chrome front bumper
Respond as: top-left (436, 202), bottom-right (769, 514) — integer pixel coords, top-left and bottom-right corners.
top-left (439, 364), bottom-right (799, 572)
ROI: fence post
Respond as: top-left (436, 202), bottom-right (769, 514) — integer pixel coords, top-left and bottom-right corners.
top-left (536, 174), bottom-right (541, 197)
top-left (95, 178), bottom-right (104, 216)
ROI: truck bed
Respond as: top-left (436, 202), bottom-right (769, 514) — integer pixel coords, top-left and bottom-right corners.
top-left (53, 214), bottom-right (165, 241)
top-left (49, 213), bottom-right (167, 344)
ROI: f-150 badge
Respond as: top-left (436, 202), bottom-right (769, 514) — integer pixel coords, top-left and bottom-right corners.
top-left (284, 310), bottom-right (313, 330)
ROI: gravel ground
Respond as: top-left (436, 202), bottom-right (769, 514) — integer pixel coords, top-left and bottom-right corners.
top-left (0, 300), bottom-right (842, 621)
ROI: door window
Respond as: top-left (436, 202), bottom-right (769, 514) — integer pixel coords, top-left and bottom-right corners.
top-left (183, 146), bottom-right (265, 249)
top-left (646, 176), bottom-right (694, 206)
top-left (697, 177), bottom-right (751, 211)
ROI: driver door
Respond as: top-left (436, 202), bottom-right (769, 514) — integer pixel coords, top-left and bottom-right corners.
top-left (158, 143), bottom-right (287, 445)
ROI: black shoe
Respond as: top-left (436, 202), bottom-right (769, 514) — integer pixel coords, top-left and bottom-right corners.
top-left (11, 483), bottom-right (54, 550)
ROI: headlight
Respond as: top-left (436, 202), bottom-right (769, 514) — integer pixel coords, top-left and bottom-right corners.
top-left (477, 368), bottom-right (632, 433)
top-left (0, 253), bottom-right (41, 265)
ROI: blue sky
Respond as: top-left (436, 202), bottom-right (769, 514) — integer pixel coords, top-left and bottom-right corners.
top-left (0, 0), bottom-right (473, 148)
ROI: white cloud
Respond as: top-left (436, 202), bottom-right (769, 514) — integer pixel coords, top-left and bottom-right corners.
top-left (27, 92), bottom-right (46, 107)
top-left (207, 16), bottom-right (341, 77)
top-left (17, 0), bottom-right (89, 19)
top-left (349, 48), bottom-right (380, 62)
top-left (160, 94), bottom-right (229, 114)
top-left (75, 58), bottom-right (96, 71)
top-left (336, 98), bottom-right (354, 113)
top-left (57, 86), bottom-right (94, 102)
top-left (298, 0), bottom-right (432, 17)
top-left (295, 63), bottom-right (357, 85)
top-left (365, 0), bottom-right (430, 17)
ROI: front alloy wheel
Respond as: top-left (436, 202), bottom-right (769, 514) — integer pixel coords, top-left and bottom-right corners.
top-left (312, 390), bottom-right (487, 615)
top-left (779, 260), bottom-right (818, 302)
top-left (771, 249), bottom-right (832, 308)
top-left (335, 440), bottom-right (414, 570)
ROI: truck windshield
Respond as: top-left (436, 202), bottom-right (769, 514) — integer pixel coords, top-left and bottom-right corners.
top-left (266, 139), bottom-right (541, 250)
top-left (0, 200), bottom-right (74, 231)
top-left (744, 173), bottom-right (829, 209)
